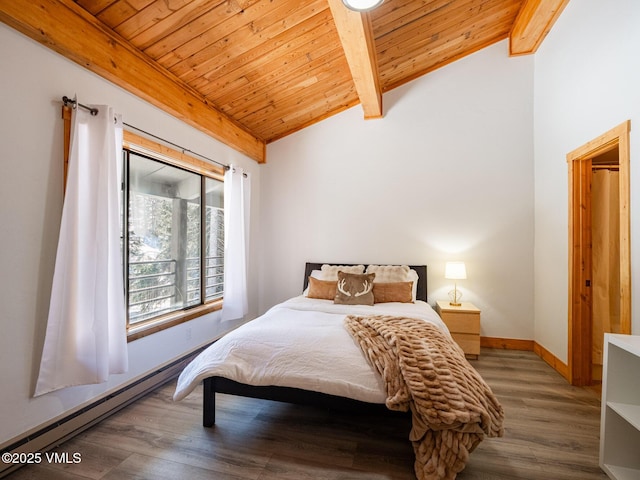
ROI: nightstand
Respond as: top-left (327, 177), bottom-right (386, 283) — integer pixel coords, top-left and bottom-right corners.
top-left (435, 300), bottom-right (481, 359)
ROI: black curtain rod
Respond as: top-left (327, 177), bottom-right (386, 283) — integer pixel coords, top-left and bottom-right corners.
top-left (121, 121), bottom-right (230, 171)
top-left (62, 95), bottom-right (98, 116)
top-left (61, 95), bottom-right (235, 172)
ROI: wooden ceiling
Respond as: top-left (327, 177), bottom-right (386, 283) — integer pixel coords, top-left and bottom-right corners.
top-left (0, 0), bottom-right (569, 163)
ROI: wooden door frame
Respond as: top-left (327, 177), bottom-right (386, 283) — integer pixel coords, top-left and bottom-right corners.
top-left (567, 120), bottom-right (631, 386)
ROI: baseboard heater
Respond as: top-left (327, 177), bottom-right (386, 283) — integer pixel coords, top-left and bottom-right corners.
top-left (0, 346), bottom-right (206, 478)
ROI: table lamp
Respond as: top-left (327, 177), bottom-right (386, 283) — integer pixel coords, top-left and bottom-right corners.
top-left (445, 261), bottom-right (466, 306)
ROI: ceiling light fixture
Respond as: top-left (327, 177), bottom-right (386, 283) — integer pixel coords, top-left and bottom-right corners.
top-left (342, 0), bottom-right (384, 12)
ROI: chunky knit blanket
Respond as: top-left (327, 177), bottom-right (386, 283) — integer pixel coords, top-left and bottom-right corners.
top-left (344, 315), bottom-right (504, 480)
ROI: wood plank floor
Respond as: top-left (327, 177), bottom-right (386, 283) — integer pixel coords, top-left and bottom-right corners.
top-left (7, 349), bottom-right (608, 479)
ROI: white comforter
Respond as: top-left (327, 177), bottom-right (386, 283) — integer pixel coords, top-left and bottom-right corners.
top-left (173, 296), bottom-right (448, 403)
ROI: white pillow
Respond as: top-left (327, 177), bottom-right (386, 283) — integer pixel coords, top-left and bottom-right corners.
top-left (365, 265), bottom-right (419, 302)
top-left (319, 264), bottom-right (365, 280)
top-left (365, 264), bottom-right (410, 282)
top-left (308, 269), bottom-right (322, 279)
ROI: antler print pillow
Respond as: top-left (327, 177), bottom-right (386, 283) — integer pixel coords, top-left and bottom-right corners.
top-left (334, 271), bottom-right (376, 306)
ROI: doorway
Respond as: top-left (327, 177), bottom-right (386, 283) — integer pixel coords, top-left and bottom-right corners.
top-left (567, 120), bottom-right (631, 387)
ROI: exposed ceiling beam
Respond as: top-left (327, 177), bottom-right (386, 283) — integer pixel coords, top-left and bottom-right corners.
top-left (327, 0), bottom-right (383, 119)
top-left (0, 0), bottom-right (266, 163)
top-left (509, 0), bottom-right (570, 55)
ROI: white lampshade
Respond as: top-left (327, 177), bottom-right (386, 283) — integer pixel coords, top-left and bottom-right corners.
top-left (445, 261), bottom-right (467, 280)
top-left (342, 0), bottom-right (384, 12)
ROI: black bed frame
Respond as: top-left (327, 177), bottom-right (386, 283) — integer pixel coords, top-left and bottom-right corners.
top-left (202, 263), bottom-right (428, 427)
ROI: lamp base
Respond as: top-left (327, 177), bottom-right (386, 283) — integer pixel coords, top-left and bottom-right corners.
top-left (448, 288), bottom-right (462, 307)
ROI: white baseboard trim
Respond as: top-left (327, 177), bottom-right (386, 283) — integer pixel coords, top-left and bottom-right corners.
top-left (0, 348), bottom-right (203, 478)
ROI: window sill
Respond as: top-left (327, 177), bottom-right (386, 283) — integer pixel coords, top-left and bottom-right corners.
top-left (127, 300), bottom-right (223, 342)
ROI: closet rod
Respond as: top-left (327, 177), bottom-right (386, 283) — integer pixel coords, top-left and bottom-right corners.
top-left (61, 95), bottom-right (234, 172)
top-left (592, 164), bottom-right (619, 170)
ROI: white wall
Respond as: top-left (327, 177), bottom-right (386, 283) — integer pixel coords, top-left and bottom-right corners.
top-left (0, 24), bottom-right (261, 446)
top-left (262, 41), bottom-right (535, 342)
top-left (533, 0), bottom-right (640, 362)
top-left (10, 0), bottom-right (630, 443)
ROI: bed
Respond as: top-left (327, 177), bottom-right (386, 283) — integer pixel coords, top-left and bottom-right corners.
top-left (173, 263), bottom-right (504, 480)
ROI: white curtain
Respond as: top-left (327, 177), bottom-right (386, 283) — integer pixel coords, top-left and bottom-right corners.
top-left (221, 165), bottom-right (250, 321)
top-left (35, 102), bottom-right (128, 396)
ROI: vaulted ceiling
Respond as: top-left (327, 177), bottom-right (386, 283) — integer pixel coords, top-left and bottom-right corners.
top-left (0, 0), bottom-right (568, 163)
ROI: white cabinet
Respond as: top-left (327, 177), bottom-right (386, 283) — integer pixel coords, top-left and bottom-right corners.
top-left (600, 334), bottom-right (640, 479)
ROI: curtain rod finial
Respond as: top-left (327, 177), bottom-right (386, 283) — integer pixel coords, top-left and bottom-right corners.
top-left (61, 95), bottom-right (98, 116)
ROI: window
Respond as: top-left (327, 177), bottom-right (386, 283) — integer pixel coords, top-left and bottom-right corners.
top-left (122, 132), bottom-right (225, 340)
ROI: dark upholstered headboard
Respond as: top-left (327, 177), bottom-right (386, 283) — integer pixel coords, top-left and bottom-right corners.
top-left (303, 263), bottom-right (428, 303)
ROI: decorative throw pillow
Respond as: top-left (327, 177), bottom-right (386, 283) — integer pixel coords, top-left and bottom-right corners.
top-left (373, 281), bottom-right (414, 303)
top-left (307, 276), bottom-right (337, 300)
top-left (334, 271), bottom-right (376, 306)
top-left (302, 270), bottom-right (322, 296)
top-left (365, 264), bottom-right (411, 282)
top-left (365, 265), bottom-right (420, 302)
top-left (320, 264), bottom-right (365, 281)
